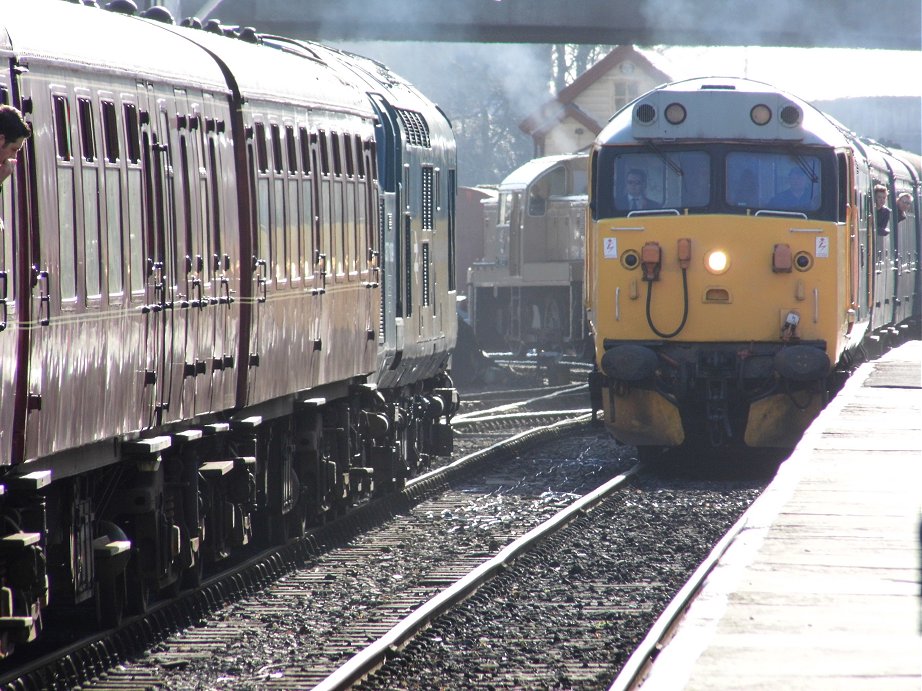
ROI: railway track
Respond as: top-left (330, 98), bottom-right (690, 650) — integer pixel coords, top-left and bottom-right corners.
top-left (316, 459), bottom-right (642, 691)
top-left (0, 356), bottom-right (771, 690)
top-left (327, 461), bottom-right (769, 690)
top-left (0, 374), bottom-right (596, 690)
top-left (82, 415), bottom-right (610, 690)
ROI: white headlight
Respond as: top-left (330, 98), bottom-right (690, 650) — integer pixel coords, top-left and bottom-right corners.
top-left (705, 249), bottom-right (729, 274)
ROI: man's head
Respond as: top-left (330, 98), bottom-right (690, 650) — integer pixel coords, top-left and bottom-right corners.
top-left (626, 168), bottom-right (647, 194)
top-left (0, 105), bottom-right (31, 163)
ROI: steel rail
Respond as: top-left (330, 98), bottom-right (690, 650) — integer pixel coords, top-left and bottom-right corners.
top-left (0, 414), bottom-right (592, 690)
top-left (312, 455), bottom-right (642, 691)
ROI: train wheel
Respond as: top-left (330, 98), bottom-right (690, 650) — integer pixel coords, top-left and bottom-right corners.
top-left (282, 469), bottom-right (308, 540)
top-left (284, 504), bottom-right (307, 540)
top-left (125, 558), bottom-right (150, 615)
top-left (182, 555), bottom-right (203, 589)
top-left (97, 573), bottom-right (126, 629)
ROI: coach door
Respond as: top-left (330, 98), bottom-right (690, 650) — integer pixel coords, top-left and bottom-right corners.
top-left (172, 88), bottom-right (215, 417)
top-left (199, 94), bottom-right (238, 413)
top-left (0, 81), bottom-right (21, 465)
top-left (139, 91), bottom-right (184, 426)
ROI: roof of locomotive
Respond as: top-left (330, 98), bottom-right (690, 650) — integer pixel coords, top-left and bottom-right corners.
top-left (499, 152), bottom-right (589, 190)
top-left (296, 41), bottom-right (456, 147)
top-left (0, 1), bottom-right (228, 92)
top-left (596, 76), bottom-right (852, 148)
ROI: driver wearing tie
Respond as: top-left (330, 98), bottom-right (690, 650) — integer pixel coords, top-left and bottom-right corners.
top-left (624, 168), bottom-right (656, 210)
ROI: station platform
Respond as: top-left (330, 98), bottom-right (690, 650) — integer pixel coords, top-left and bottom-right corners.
top-left (637, 339), bottom-right (922, 690)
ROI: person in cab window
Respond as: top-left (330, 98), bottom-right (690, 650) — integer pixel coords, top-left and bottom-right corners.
top-left (623, 169), bottom-right (657, 210)
top-left (0, 104), bottom-right (31, 191)
top-left (895, 192), bottom-right (912, 223)
top-left (874, 184), bottom-right (891, 235)
top-left (0, 105), bottom-right (31, 239)
top-left (769, 167), bottom-right (812, 209)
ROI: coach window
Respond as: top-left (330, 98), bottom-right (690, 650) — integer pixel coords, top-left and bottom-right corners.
top-left (354, 136), bottom-right (369, 272)
top-left (206, 136), bottom-right (222, 275)
top-left (299, 127), bottom-right (315, 278)
top-left (337, 132), bottom-right (356, 274)
top-left (270, 123), bottom-right (286, 284)
top-left (101, 100), bottom-right (124, 298)
top-left (331, 131), bottom-right (347, 275)
top-left (364, 140), bottom-right (378, 267)
top-left (178, 135), bottom-right (197, 291)
top-left (123, 103), bottom-right (145, 297)
top-left (198, 104), bottom-right (222, 287)
top-left (345, 133), bottom-right (360, 273)
top-left (310, 131), bottom-right (325, 278)
top-left (53, 94), bottom-right (78, 303)
top-left (252, 121), bottom-right (271, 286)
top-left (283, 125), bottom-right (300, 282)
top-left (78, 96), bottom-right (102, 302)
top-left (318, 130), bottom-right (335, 276)
top-left (0, 86), bottom-right (13, 301)
top-left (188, 111), bottom-right (211, 289)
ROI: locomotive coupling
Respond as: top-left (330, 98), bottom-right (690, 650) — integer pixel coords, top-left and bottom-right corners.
top-left (434, 386), bottom-right (461, 418)
top-left (600, 344), bottom-right (659, 383)
top-left (773, 344), bottom-right (830, 382)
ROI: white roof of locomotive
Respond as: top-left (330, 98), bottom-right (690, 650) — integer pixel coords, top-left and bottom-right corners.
top-left (597, 76), bottom-right (851, 148)
top-left (499, 152), bottom-right (589, 191)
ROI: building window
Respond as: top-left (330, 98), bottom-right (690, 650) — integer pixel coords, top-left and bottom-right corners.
top-left (613, 80), bottom-right (640, 113)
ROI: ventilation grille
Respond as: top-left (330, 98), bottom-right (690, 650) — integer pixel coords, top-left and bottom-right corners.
top-left (421, 242), bottom-right (431, 307)
top-left (395, 109), bottom-right (431, 148)
top-left (422, 166), bottom-right (434, 230)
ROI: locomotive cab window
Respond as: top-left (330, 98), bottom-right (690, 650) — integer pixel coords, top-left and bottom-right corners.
top-left (599, 149), bottom-right (711, 215)
top-left (592, 146), bottom-right (833, 220)
top-left (726, 151), bottom-right (823, 214)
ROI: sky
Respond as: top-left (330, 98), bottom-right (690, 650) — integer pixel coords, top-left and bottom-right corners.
top-left (176, 0), bottom-right (921, 102)
top-left (335, 41), bottom-right (921, 109)
top-left (652, 46), bottom-right (922, 101)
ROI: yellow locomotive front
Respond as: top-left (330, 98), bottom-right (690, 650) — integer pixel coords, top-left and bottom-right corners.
top-left (587, 78), bottom-right (858, 451)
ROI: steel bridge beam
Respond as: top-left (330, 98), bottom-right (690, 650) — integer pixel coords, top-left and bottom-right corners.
top-left (195, 0), bottom-right (920, 51)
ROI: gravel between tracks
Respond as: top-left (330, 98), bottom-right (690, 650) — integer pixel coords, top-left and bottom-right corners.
top-left (356, 470), bottom-right (764, 691)
top-left (83, 373), bottom-right (768, 690)
top-left (87, 425), bottom-right (635, 689)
